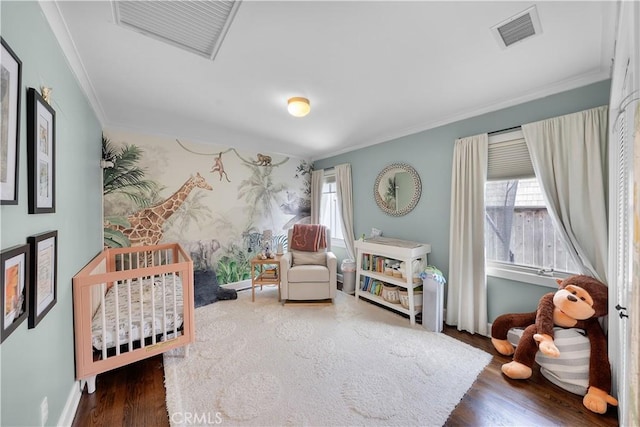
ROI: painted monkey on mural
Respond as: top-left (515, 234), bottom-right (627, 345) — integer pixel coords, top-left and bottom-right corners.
top-left (210, 152), bottom-right (231, 182)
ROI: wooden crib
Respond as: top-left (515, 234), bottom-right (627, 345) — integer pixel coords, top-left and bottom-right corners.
top-left (72, 243), bottom-right (194, 393)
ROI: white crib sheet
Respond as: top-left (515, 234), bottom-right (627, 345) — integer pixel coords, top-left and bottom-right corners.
top-left (91, 274), bottom-right (184, 350)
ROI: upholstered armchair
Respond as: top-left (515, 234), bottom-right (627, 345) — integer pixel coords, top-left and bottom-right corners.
top-left (279, 227), bottom-right (337, 302)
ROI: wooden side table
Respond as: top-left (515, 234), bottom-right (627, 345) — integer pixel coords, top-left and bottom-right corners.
top-left (250, 255), bottom-right (282, 302)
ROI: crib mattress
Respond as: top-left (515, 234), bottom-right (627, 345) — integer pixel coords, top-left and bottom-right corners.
top-left (91, 274), bottom-right (184, 350)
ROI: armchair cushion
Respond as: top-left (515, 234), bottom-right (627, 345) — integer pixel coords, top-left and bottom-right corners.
top-left (291, 250), bottom-right (326, 266)
top-left (288, 265), bottom-right (330, 282)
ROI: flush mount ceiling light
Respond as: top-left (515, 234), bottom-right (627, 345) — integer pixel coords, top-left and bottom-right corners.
top-left (287, 97), bottom-right (311, 117)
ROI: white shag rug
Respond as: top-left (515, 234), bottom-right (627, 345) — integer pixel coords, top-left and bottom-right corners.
top-left (163, 287), bottom-right (492, 426)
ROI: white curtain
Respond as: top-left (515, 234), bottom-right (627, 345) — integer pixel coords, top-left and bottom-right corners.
top-left (336, 164), bottom-right (356, 261)
top-left (447, 133), bottom-right (489, 335)
top-left (522, 106), bottom-right (609, 281)
top-left (310, 169), bottom-right (324, 224)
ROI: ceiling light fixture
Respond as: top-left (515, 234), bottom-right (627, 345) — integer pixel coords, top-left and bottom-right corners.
top-left (287, 97), bottom-right (311, 117)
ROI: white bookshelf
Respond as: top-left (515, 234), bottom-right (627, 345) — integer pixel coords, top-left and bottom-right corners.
top-left (354, 237), bottom-right (431, 325)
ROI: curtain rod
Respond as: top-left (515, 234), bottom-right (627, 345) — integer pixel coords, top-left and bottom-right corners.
top-left (488, 125), bottom-right (522, 135)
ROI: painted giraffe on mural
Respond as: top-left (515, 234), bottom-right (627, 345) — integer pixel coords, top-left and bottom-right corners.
top-left (109, 172), bottom-right (213, 247)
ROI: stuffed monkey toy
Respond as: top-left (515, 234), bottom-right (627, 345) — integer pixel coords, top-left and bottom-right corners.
top-left (491, 275), bottom-right (618, 414)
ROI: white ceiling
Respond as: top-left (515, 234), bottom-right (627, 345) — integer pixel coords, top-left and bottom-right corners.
top-left (44, 1), bottom-right (616, 160)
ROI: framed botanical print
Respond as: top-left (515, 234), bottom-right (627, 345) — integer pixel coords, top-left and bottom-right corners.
top-left (28, 231), bottom-right (57, 328)
top-left (27, 87), bottom-right (56, 214)
top-left (0, 38), bottom-right (22, 204)
top-left (1, 244), bottom-right (29, 343)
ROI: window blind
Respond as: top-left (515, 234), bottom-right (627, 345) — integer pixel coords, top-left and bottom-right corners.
top-left (323, 173), bottom-right (336, 183)
top-left (487, 129), bottom-right (535, 180)
top-left (614, 111), bottom-right (630, 302)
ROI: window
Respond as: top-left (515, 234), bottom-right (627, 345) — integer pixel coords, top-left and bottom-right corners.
top-left (320, 174), bottom-right (344, 244)
top-left (485, 130), bottom-right (578, 283)
top-left (485, 178), bottom-right (578, 273)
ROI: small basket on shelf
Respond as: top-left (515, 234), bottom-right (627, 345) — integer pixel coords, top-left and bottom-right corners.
top-left (381, 284), bottom-right (400, 303)
top-left (398, 289), bottom-right (423, 311)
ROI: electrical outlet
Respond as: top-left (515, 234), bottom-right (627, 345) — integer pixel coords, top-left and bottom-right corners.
top-left (40, 396), bottom-right (48, 427)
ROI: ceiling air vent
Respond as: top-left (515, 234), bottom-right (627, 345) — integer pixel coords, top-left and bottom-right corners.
top-left (113, 0), bottom-right (241, 60)
top-left (491, 5), bottom-right (542, 48)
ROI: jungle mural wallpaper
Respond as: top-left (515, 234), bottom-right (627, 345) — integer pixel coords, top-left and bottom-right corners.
top-left (102, 130), bottom-right (311, 285)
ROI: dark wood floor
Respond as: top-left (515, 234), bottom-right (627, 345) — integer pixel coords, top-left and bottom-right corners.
top-left (72, 325), bottom-right (619, 427)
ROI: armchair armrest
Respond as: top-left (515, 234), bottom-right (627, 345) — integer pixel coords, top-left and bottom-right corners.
top-left (326, 251), bottom-right (337, 269)
top-left (280, 252), bottom-right (293, 268)
top-left (279, 253), bottom-right (293, 295)
top-left (326, 251), bottom-right (337, 299)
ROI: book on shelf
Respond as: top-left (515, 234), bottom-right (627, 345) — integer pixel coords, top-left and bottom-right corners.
top-left (362, 253), bottom-right (400, 274)
top-left (360, 276), bottom-right (382, 296)
top-left (261, 268), bottom-right (278, 279)
top-left (372, 281), bottom-right (382, 296)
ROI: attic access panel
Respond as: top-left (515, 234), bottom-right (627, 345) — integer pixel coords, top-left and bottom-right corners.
top-left (114, 0), bottom-right (241, 60)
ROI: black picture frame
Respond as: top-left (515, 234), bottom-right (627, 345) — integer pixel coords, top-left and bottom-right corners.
top-left (27, 87), bottom-right (56, 214)
top-left (1, 244), bottom-right (29, 343)
top-left (27, 230), bottom-right (57, 328)
top-left (0, 38), bottom-right (22, 205)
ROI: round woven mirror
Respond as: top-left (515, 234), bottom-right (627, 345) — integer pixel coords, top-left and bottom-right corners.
top-left (374, 163), bottom-right (421, 216)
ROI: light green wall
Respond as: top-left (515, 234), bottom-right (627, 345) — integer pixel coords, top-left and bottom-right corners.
top-left (0, 2), bottom-right (102, 426)
top-left (314, 80), bottom-right (611, 322)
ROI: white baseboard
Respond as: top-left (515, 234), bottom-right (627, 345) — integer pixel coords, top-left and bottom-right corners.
top-left (221, 279), bottom-right (251, 291)
top-left (57, 381), bottom-right (82, 427)
top-left (337, 273), bottom-right (344, 282)
top-left (485, 322), bottom-right (493, 338)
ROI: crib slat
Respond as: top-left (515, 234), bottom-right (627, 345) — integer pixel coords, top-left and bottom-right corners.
top-left (162, 273), bottom-right (167, 341)
top-left (114, 281), bottom-right (120, 356)
top-left (126, 279), bottom-right (133, 352)
top-left (139, 276), bottom-right (144, 349)
top-left (173, 272), bottom-right (178, 336)
top-left (151, 274), bottom-right (156, 345)
top-left (100, 282), bottom-right (107, 360)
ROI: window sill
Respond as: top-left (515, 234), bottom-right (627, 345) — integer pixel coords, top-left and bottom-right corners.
top-left (331, 238), bottom-right (346, 249)
top-left (486, 264), bottom-right (572, 289)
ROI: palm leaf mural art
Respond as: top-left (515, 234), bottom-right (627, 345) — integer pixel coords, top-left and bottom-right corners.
top-left (215, 242), bottom-right (251, 284)
top-left (279, 160), bottom-right (312, 228)
top-left (211, 221), bottom-right (261, 284)
top-left (102, 135), bottom-right (159, 248)
top-left (237, 164), bottom-right (286, 225)
top-left (295, 160), bottom-right (313, 198)
top-left (164, 191), bottom-right (214, 240)
top-left (102, 135), bottom-right (158, 205)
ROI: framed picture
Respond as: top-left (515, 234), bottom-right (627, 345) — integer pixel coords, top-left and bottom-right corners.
top-left (28, 231), bottom-right (57, 328)
top-left (0, 38), bottom-right (22, 205)
top-left (27, 87), bottom-right (56, 214)
top-left (1, 244), bottom-right (29, 343)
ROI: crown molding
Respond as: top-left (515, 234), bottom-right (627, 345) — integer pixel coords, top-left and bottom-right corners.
top-left (39, 1), bottom-right (106, 125)
top-left (312, 71), bottom-right (610, 162)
